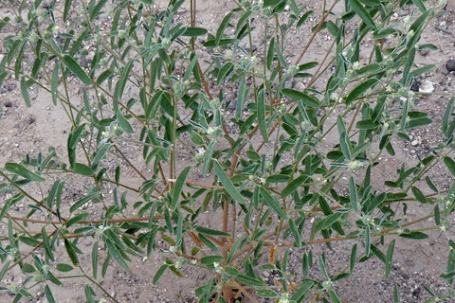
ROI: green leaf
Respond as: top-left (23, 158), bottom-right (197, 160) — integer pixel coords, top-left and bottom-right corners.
top-left (329, 290), bottom-right (342, 303)
top-left (56, 263), bottom-right (74, 272)
top-left (63, 55), bottom-right (91, 85)
top-left (259, 187), bottom-right (287, 220)
top-left (394, 285), bottom-right (400, 303)
top-left (66, 212), bottom-right (90, 228)
top-left (257, 88), bottom-right (268, 143)
top-left (115, 109), bottom-right (134, 133)
top-left (217, 62), bottom-right (234, 85)
top-left (20, 77), bottom-right (31, 107)
top-left (90, 0), bottom-right (109, 21)
top-left (345, 79), bottom-right (378, 105)
top-left (365, 225), bottom-right (371, 257)
top-left (399, 231), bottom-right (428, 239)
top-left (350, 243), bottom-right (357, 275)
top-left (0, 261), bottom-right (11, 282)
top-left (227, 237), bottom-right (246, 264)
top-left (21, 263), bottom-right (36, 273)
top-left (288, 218), bottom-right (302, 247)
top-left (51, 64), bottom-right (59, 106)
top-left (72, 163), bottom-right (94, 176)
top-left (256, 289), bottom-right (279, 298)
top-left (444, 157), bottom-right (455, 177)
top-left (349, 177), bottom-right (360, 212)
top-left (434, 205), bottom-right (440, 226)
top-left (195, 226), bottom-right (231, 237)
top-left (183, 27), bottom-right (208, 37)
top-left (114, 59), bottom-right (134, 101)
top-left (267, 37), bottom-right (275, 70)
top-left (171, 166), bottom-right (191, 209)
top-left (69, 192), bottom-right (100, 212)
top-left (216, 12), bottom-right (233, 46)
top-left (45, 285), bottom-right (56, 303)
top-left (282, 89), bottom-right (320, 108)
top-left (291, 281), bottom-right (314, 302)
top-left (63, 0), bottom-right (73, 21)
top-left (385, 240), bottom-right (395, 278)
top-left (236, 78), bottom-right (248, 120)
top-left (202, 141), bottom-right (216, 176)
top-left (297, 10), bottom-right (313, 28)
top-left (350, 0), bottom-right (375, 28)
top-left (198, 233), bottom-right (218, 251)
top-left (213, 161), bottom-right (246, 207)
top-left (282, 174), bottom-right (308, 198)
top-left (104, 236), bottom-right (128, 270)
top-left (5, 163), bottom-right (45, 182)
top-left (314, 213), bottom-right (343, 233)
top-left (153, 264), bottom-right (168, 284)
top-left (64, 239), bottom-right (79, 266)
top-left (92, 242), bottom-right (98, 279)
top-left (411, 186), bottom-right (427, 204)
top-left (411, 0), bottom-right (426, 12)
top-left (339, 131), bottom-right (352, 161)
top-left (236, 274), bottom-right (265, 287)
top-left (200, 255), bottom-right (224, 265)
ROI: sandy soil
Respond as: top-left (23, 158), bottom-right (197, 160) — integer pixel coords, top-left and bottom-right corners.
top-left (1, 0), bottom-right (455, 302)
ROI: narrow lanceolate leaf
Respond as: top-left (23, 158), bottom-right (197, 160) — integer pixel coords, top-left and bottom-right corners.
top-left (329, 290), bottom-right (342, 303)
top-left (349, 177), bottom-right (360, 212)
top-left (183, 27), bottom-right (208, 37)
top-left (195, 226), bottom-right (231, 237)
top-left (236, 78), bottom-right (248, 120)
top-left (345, 78), bottom-right (378, 105)
top-left (411, 0), bottom-right (426, 12)
top-left (385, 240), bottom-right (395, 278)
top-left (350, 244), bottom-right (357, 275)
top-left (45, 285), bottom-right (56, 303)
top-left (267, 37), bottom-right (275, 70)
top-left (256, 289), bottom-right (279, 298)
top-left (399, 231), bottom-right (428, 239)
top-left (236, 274), bottom-right (266, 287)
top-left (411, 186), bottom-right (427, 204)
top-left (282, 174), bottom-right (309, 198)
top-left (216, 12), bottom-right (233, 46)
top-left (114, 59), bottom-right (134, 101)
top-left (51, 64), bottom-right (59, 106)
top-left (288, 218), bottom-right (302, 247)
top-left (5, 163), bottom-right (45, 182)
top-left (63, 55), bottom-right (91, 85)
top-left (64, 239), bottom-right (79, 266)
top-left (153, 264), bottom-right (168, 284)
top-left (69, 192), bottom-right (100, 212)
top-left (92, 242), bottom-right (98, 279)
top-left (213, 161), bottom-right (246, 207)
top-left (350, 0), bottom-right (375, 28)
top-left (291, 281), bottom-right (314, 302)
top-left (259, 187), bottom-right (287, 220)
top-left (444, 157), bottom-right (455, 177)
top-left (339, 131), bottom-right (351, 160)
top-left (63, 0), bottom-right (74, 21)
top-left (314, 213), bottom-right (343, 233)
top-left (434, 205), bottom-right (441, 226)
top-left (171, 166), bottom-right (191, 209)
top-left (20, 77), bottom-right (31, 107)
top-left (282, 89), bottom-right (320, 108)
top-left (257, 88), bottom-right (268, 143)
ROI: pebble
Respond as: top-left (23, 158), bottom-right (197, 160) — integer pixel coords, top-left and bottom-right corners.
top-left (411, 140), bottom-right (419, 146)
top-left (418, 80), bottom-right (434, 93)
top-left (446, 59), bottom-right (455, 72)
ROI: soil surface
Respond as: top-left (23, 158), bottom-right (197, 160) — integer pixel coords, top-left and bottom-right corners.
top-left (1, 0), bottom-right (455, 302)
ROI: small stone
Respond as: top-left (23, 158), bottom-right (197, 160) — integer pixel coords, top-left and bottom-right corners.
top-left (293, 81), bottom-right (305, 91)
top-left (262, 271), bottom-right (270, 278)
top-left (411, 140), bottom-right (419, 146)
top-left (419, 80), bottom-right (434, 93)
top-left (446, 59), bottom-right (455, 72)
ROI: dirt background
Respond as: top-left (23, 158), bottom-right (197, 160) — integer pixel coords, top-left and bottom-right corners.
top-left (1, 0), bottom-right (455, 302)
